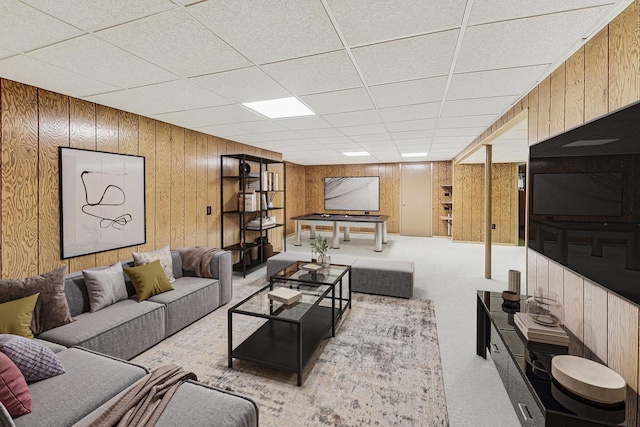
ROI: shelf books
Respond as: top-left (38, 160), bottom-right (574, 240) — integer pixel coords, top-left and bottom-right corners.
top-left (268, 287), bottom-right (302, 305)
top-left (514, 312), bottom-right (569, 346)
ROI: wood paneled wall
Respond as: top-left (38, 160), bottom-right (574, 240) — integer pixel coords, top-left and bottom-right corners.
top-left (431, 161), bottom-right (453, 236)
top-left (497, 2), bottom-right (640, 424)
top-left (0, 78), bottom-right (281, 278)
top-left (304, 163), bottom-right (400, 234)
top-left (285, 162), bottom-right (306, 236)
top-left (452, 163), bottom-right (517, 244)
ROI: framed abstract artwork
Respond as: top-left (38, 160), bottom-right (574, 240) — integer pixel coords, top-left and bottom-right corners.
top-left (59, 147), bottom-right (146, 259)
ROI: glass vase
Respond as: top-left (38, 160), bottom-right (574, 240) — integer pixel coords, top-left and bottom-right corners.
top-left (526, 289), bottom-right (564, 327)
top-left (318, 253), bottom-right (331, 271)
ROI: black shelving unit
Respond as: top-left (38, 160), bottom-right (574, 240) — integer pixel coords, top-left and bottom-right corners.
top-left (221, 154), bottom-right (286, 277)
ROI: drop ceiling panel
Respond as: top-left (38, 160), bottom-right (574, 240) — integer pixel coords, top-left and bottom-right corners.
top-left (350, 133), bottom-right (392, 143)
top-left (22, 0), bottom-right (175, 31)
top-left (313, 136), bottom-right (354, 145)
top-left (378, 102), bottom-right (441, 122)
top-left (193, 124), bottom-right (248, 138)
top-left (229, 133), bottom-right (270, 144)
top-left (322, 110), bottom-right (381, 127)
top-left (97, 9), bottom-right (250, 77)
top-left (192, 67), bottom-right (291, 103)
top-left (276, 116), bottom-right (333, 131)
top-left (151, 110), bottom-right (219, 130)
top-left (257, 130), bottom-right (305, 141)
top-left (432, 136), bottom-right (475, 144)
top-left (0, 55), bottom-right (118, 98)
top-left (194, 104), bottom-right (263, 125)
top-left (468, 0), bottom-right (616, 25)
top-left (233, 120), bottom-right (289, 133)
top-left (29, 35), bottom-right (177, 88)
top-left (435, 127), bottom-right (486, 137)
top-left (448, 65), bottom-right (549, 100)
top-left (85, 90), bottom-right (165, 117)
top-left (352, 31), bottom-right (459, 85)
top-left (391, 129), bottom-right (432, 140)
top-left (326, 0), bottom-right (466, 46)
top-left (300, 88), bottom-right (374, 115)
top-left (0, 48), bottom-right (15, 60)
top-left (0, 0), bottom-right (82, 53)
top-left (441, 95), bottom-right (518, 117)
top-left (191, 0), bottom-right (342, 64)
top-left (338, 123), bottom-right (387, 136)
top-left (437, 115), bottom-right (497, 128)
top-left (369, 76), bottom-right (447, 108)
top-left (394, 139), bottom-right (431, 147)
top-left (262, 50), bottom-right (362, 95)
top-left (386, 119), bottom-right (436, 132)
top-left (456, 6), bottom-right (612, 72)
top-left (297, 128), bottom-right (344, 139)
top-left (121, 79), bottom-right (231, 115)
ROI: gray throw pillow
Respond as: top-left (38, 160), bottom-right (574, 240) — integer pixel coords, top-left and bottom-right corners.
top-left (132, 245), bottom-right (176, 283)
top-left (0, 334), bottom-right (65, 382)
top-left (0, 266), bottom-right (71, 335)
top-left (82, 262), bottom-right (129, 313)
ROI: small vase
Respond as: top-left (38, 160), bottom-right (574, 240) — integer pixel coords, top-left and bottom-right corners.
top-left (526, 289), bottom-right (564, 326)
top-left (311, 249), bottom-right (318, 263)
top-left (318, 253), bottom-right (331, 270)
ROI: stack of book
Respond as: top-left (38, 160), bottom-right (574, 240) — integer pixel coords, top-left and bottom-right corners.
top-left (514, 312), bottom-right (569, 346)
top-left (267, 287), bottom-right (302, 305)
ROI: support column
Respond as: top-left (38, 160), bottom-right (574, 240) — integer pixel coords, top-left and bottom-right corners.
top-left (485, 145), bottom-right (492, 279)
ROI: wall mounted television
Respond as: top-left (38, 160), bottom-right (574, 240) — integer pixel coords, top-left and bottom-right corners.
top-left (324, 176), bottom-right (380, 212)
top-left (528, 100), bottom-right (640, 306)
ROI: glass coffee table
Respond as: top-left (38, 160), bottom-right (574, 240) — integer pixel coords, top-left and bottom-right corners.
top-left (228, 261), bottom-right (351, 386)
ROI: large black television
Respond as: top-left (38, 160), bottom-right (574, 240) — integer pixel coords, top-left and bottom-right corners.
top-left (528, 100), bottom-right (640, 306)
top-left (324, 176), bottom-right (380, 212)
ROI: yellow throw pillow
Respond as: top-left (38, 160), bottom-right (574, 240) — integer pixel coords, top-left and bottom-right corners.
top-left (124, 260), bottom-right (173, 302)
top-left (0, 293), bottom-right (39, 338)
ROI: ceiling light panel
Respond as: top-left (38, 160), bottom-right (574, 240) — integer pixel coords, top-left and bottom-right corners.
top-left (97, 9), bottom-right (250, 77)
top-left (369, 76), bottom-right (447, 108)
top-left (243, 97), bottom-right (314, 119)
top-left (326, 0), bottom-right (467, 46)
top-left (29, 35), bottom-right (177, 88)
top-left (0, 1), bottom-right (82, 53)
top-left (190, 0), bottom-right (342, 64)
top-left (22, 0), bottom-right (175, 32)
top-left (262, 50), bottom-right (362, 95)
top-left (378, 102), bottom-right (441, 122)
top-left (300, 87), bottom-right (374, 115)
top-left (0, 55), bottom-right (118, 98)
top-left (352, 30), bottom-right (459, 85)
top-left (448, 65), bottom-right (549, 100)
top-left (456, 6), bottom-right (611, 72)
top-left (192, 67), bottom-right (291, 103)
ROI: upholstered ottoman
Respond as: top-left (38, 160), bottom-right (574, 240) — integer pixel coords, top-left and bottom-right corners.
top-left (266, 252), bottom-right (310, 278)
top-left (351, 258), bottom-right (414, 298)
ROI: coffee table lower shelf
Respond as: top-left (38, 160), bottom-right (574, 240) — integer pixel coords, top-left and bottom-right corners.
top-left (229, 305), bottom-right (339, 386)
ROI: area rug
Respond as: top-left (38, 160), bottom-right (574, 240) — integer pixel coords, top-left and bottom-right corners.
top-left (132, 278), bottom-right (449, 426)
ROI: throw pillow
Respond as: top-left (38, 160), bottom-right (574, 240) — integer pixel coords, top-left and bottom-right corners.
top-left (0, 334), bottom-right (65, 383)
top-left (124, 260), bottom-right (174, 302)
top-left (0, 294), bottom-right (39, 338)
top-left (82, 262), bottom-right (129, 313)
top-left (0, 265), bottom-right (72, 335)
top-left (132, 245), bottom-right (176, 283)
top-left (0, 352), bottom-right (32, 416)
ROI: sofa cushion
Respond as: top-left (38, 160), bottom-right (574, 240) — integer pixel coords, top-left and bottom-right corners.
top-left (147, 277), bottom-right (220, 336)
top-left (0, 294), bottom-right (39, 338)
top-left (0, 266), bottom-right (72, 334)
top-left (36, 299), bottom-right (165, 361)
top-left (124, 260), bottom-right (174, 302)
top-left (132, 245), bottom-right (176, 283)
top-left (82, 262), bottom-right (128, 313)
top-left (13, 348), bottom-right (148, 427)
top-left (0, 335), bottom-right (64, 382)
top-left (34, 339), bottom-right (66, 354)
top-left (0, 352), bottom-right (31, 416)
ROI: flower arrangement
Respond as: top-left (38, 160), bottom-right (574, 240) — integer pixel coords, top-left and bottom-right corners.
top-left (310, 234), bottom-right (329, 254)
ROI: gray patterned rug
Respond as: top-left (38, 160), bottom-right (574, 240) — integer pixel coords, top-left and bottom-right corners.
top-left (132, 278), bottom-right (449, 426)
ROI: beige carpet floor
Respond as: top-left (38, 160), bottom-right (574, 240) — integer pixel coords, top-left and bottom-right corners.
top-left (133, 278), bottom-right (449, 426)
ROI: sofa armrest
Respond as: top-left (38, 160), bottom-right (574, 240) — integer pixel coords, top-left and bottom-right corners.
top-left (210, 250), bottom-right (232, 305)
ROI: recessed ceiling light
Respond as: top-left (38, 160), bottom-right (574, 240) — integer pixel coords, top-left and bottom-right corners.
top-left (401, 152), bottom-right (428, 158)
top-left (562, 139), bottom-right (619, 147)
top-left (342, 151), bottom-right (370, 157)
top-left (242, 97), bottom-right (315, 119)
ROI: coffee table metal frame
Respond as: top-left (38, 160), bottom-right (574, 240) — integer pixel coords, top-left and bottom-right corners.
top-left (228, 261), bottom-right (351, 386)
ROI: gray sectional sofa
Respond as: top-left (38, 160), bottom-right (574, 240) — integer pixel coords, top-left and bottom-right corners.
top-left (3, 248), bottom-right (259, 427)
